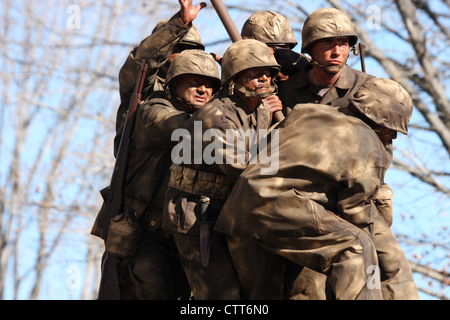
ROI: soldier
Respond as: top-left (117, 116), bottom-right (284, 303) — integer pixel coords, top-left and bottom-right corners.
top-left (346, 79), bottom-right (419, 299)
top-left (162, 39), bottom-right (283, 299)
top-left (100, 49), bottom-right (221, 299)
top-left (241, 10), bottom-right (308, 82)
top-left (114, 0), bottom-right (207, 154)
top-left (269, 7), bottom-right (415, 300)
top-left (277, 7), bottom-right (374, 114)
top-left (91, 0), bottom-right (210, 299)
top-left (216, 78), bottom-right (414, 300)
top-left (270, 6), bottom-right (382, 300)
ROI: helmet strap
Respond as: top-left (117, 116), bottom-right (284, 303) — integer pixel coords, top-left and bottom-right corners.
top-left (309, 60), bottom-right (344, 74)
top-left (167, 87), bottom-right (198, 114)
top-left (309, 53), bottom-right (350, 74)
top-left (232, 81), bottom-right (277, 99)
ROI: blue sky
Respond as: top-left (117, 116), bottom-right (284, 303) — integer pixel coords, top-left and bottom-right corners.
top-left (1, 0), bottom-right (448, 300)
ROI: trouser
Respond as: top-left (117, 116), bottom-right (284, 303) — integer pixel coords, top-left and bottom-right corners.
top-left (172, 227), bottom-right (241, 300)
top-left (227, 213), bottom-right (383, 300)
top-left (373, 214), bottom-right (419, 299)
top-left (119, 230), bottom-right (191, 300)
top-left (286, 214), bottom-right (418, 300)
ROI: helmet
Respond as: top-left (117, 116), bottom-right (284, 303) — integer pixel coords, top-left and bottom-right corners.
top-left (301, 7), bottom-right (358, 53)
top-left (179, 24), bottom-right (205, 50)
top-left (164, 50), bottom-right (221, 93)
top-left (350, 78), bottom-right (413, 135)
top-left (221, 39), bottom-right (280, 85)
top-left (241, 11), bottom-right (297, 49)
top-left (152, 18), bottom-right (204, 50)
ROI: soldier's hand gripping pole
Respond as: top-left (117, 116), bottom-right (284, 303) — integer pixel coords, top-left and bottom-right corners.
top-left (210, 0), bottom-right (285, 122)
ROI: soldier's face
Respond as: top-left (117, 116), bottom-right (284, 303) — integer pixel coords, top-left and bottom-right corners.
top-left (174, 75), bottom-right (215, 109)
top-left (310, 37), bottom-right (350, 71)
top-left (235, 67), bottom-right (272, 95)
top-left (374, 125), bottom-right (397, 146)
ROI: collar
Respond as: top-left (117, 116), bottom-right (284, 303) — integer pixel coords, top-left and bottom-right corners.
top-left (229, 94), bottom-right (269, 129)
top-left (292, 64), bottom-right (355, 91)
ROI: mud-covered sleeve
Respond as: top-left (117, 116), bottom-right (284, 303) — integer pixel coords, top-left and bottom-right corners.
top-left (138, 99), bottom-right (192, 148)
top-left (118, 13), bottom-right (189, 99)
top-left (213, 118), bottom-right (249, 183)
top-left (336, 166), bottom-right (384, 228)
top-left (373, 183), bottom-right (394, 227)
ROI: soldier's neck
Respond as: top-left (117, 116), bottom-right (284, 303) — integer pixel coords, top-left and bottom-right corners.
top-left (235, 91), bottom-right (260, 112)
top-left (308, 67), bottom-right (341, 88)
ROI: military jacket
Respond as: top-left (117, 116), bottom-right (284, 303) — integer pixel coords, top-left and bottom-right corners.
top-left (91, 92), bottom-right (193, 237)
top-left (114, 13), bottom-right (190, 153)
top-left (163, 94), bottom-right (272, 233)
top-left (215, 103), bottom-right (389, 238)
top-left (278, 64), bottom-right (374, 115)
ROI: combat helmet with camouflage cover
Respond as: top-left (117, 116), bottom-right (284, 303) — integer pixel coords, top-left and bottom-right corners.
top-left (241, 11), bottom-right (297, 49)
top-left (349, 78), bottom-right (413, 135)
top-left (221, 39), bottom-right (280, 98)
top-left (164, 49), bottom-right (221, 93)
top-left (221, 39), bottom-right (280, 86)
top-left (301, 7), bottom-right (358, 53)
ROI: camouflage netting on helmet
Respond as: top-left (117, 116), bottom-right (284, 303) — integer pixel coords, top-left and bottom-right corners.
top-left (221, 39), bottom-right (280, 85)
top-left (165, 49), bottom-right (221, 92)
top-left (301, 7), bottom-right (358, 53)
top-left (241, 10), bottom-right (297, 49)
top-left (350, 78), bottom-right (413, 135)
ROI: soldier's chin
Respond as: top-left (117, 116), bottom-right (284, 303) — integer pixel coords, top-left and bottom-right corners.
top-left (191, 104), bottom-right (203, 110)
top-left (324, 65), bottom-right (342, 74)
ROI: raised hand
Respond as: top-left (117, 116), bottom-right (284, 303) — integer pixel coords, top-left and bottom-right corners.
top-left (179, 0), bottom-right (207, 25)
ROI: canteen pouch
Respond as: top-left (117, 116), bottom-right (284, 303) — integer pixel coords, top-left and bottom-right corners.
top-left (105, 209), bottom-right (143, 259)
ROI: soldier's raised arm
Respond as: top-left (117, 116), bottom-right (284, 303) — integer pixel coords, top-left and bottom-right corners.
top-left (179, 0), bottom-right (207, 25)
top-left (115, 1), bottom-right (206, 153)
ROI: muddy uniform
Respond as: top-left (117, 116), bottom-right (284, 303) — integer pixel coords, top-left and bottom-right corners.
top-left (347, 79), bottom-right (418, 299)
top-left (118, 93), bottom-right (194, 299)
top-left (114, 13), bottom-right (203, 153)
top-left (92, 48), bottom-right (220, 299)
top-left (274, 7), bottom-right (414, 300)
top-left (283, 78), bottom-right (418, 300)
top-left (119, 50), bottom-right (221, 300)
top-left (278, 64), bottom-right (374, 114)
top-left (163, 92), bottom-right (274, 300)
top-left (162, 39), bottom-right (280, 300)
top-left (216, 103), bottom-right (385, 300)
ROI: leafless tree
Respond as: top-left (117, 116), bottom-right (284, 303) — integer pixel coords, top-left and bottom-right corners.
top-left (0, 0), bottom-right (170, 299)
top-left (0, 0), bottom-right (448, 300)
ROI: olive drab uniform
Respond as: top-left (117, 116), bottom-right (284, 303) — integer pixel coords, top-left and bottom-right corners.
top-left (216, 102), bottom-right (387, 300)
top-left (118, 50), bottom-right (220, 300)
top-left (278, 64), bottom-right (374, 114)
top-left (92, 47), bottom-right (220, 299)
top-left (272, 7), bottom-right (408, 300)
top-left (91, 10), bottom-right (204, 299)
top-left (113, 13), bottom-right (204, 154)
top-left (347, 79), bottom-right (419, 299)
top-left (162, 39), bottom-right (280, 300)
top-left (117, 92), bottom-right (194, 300)
top-left (282, 79), bottom-right (419, 300)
